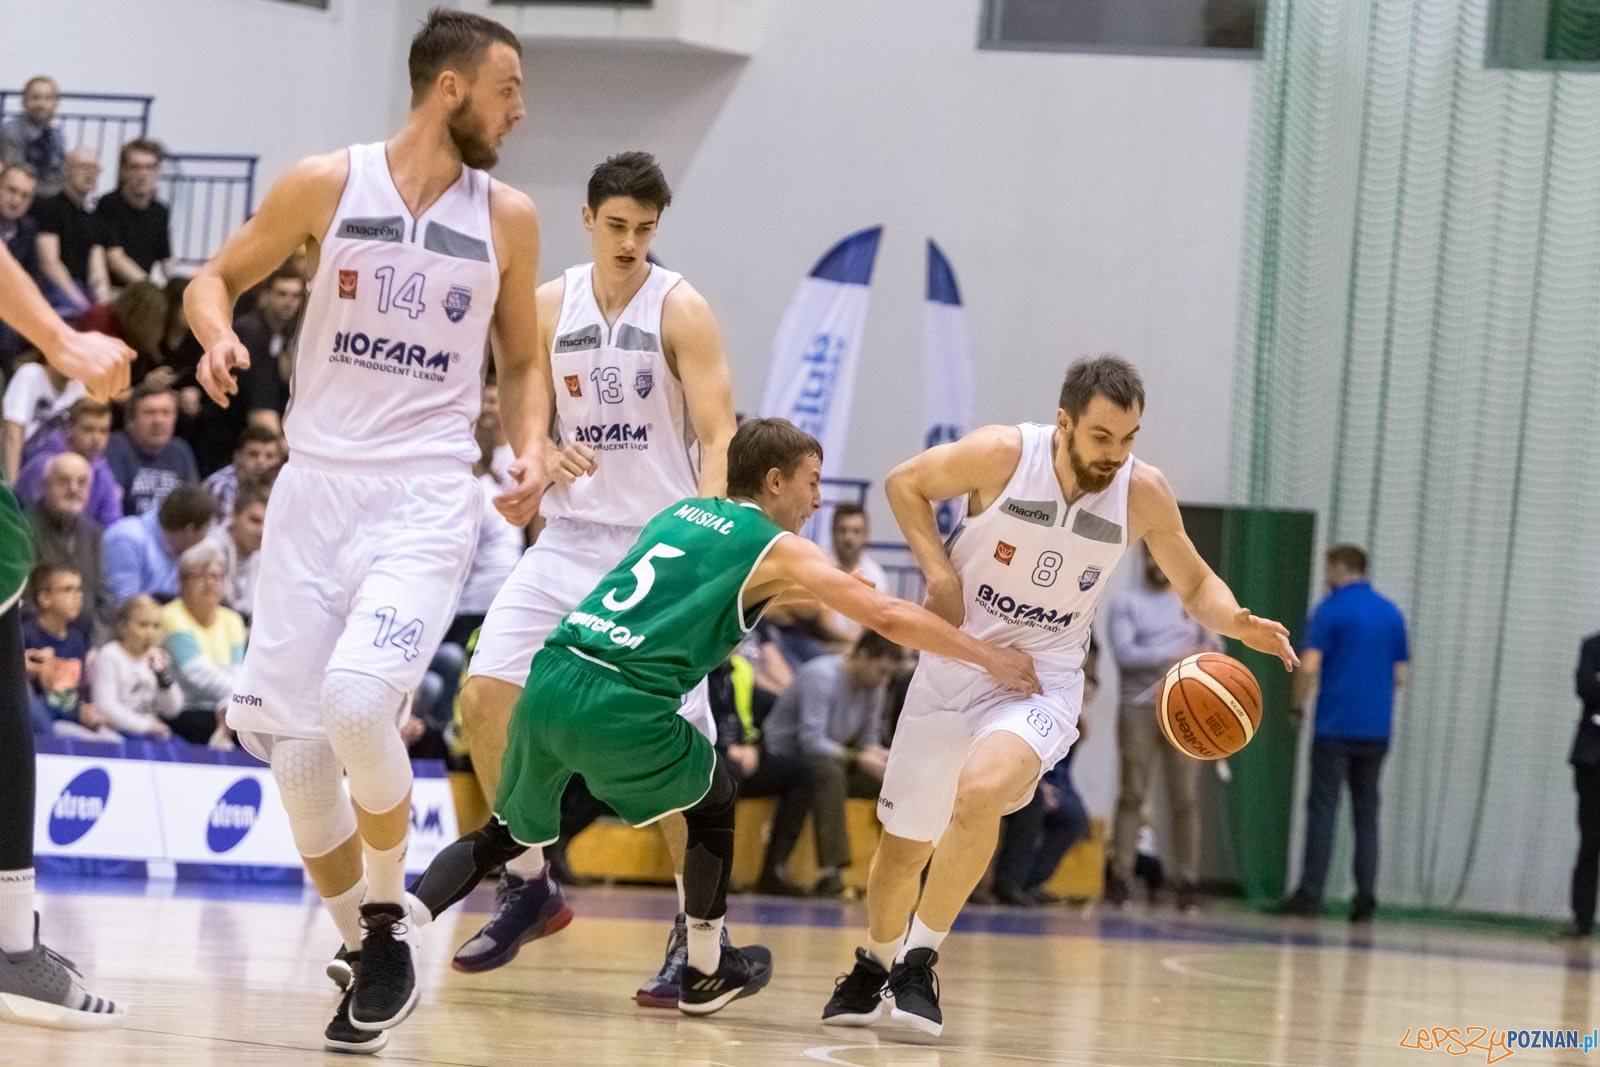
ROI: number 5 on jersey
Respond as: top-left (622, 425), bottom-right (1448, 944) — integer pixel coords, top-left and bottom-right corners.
top-left (603, 543), bottom-right (685, 612)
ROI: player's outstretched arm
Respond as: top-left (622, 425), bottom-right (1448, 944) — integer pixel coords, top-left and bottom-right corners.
top-left (755, 535), bottom-right (1041, 694)
top-left (884, 424), bottom-right (1023, 624)
top-left (0, 243), bottom-right (132, 403)
top-left (487, 181), bottom-right (553, 527)
top-left (185, 151), bottom-right (347, 407)
top-left (1132, 461), bottom-right (1299, 671)
top-left (663, 282), bottom-right (736, 497)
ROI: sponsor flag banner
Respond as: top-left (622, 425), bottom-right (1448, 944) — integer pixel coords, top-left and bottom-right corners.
top-left (760, 227), bottom-right (884, 478)
top-left (922, 240), bottom-right (976, 536)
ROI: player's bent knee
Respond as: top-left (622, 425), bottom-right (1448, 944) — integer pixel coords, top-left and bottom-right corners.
top-left (874, 833), bottom-right (934, 876)
top-left (270, 739), bottom-right (357, 858)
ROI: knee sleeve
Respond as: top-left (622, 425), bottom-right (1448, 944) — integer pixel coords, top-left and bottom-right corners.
top-left (682, 758), bottom-right (738, 919)
top-left (411, 817), bottom-right (527, 919)
top-left (270, 739), bottom-right (357, 859)
top-left (322, 669), bottom-right (412, 814)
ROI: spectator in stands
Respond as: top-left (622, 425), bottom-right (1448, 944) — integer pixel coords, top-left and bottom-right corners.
top-left (189, 269), bottom-right (303, 474)
top-left (96, 139), bottom-right (170, 286)
top-left (205, 482), bottom-right (266, 618)
top-left (763, 630), bottom-right (906, 897)
top-left (15, 398), bottom-right (122, 528)
top-left (31, 145), bottom-right (110, 313)
top-left (102, 483), bottom-right (216, 607)
top-left (24, 451), bottom-right (109, 631)
top-left (79, 281), bottom-right (170, 383)
top-left (1567, 630), bottom-right (1600, 939)
top-left (732, 618), bottom-right (793, 725)
top-left (161, 541), bottom-right (245, 747)
top-left (106, 380), bottom-right (199, 515)
top-left (1277, 544), bottom-right (1409, 923)
top-left (203, 425), bottom-right (281, 525)
top-left (1106, 546), bottom-right (1223, 911)
top-left (160, 277), bottom-right (203, 382)
top-left (90, 595), bottom-right (179, 740)
top-left (991, 640), bottom-right (1098, 907)
top-left (2, 353), bottom-right (83, 483)
top-left (0, 163), bottom-right (41, 370)
top-left (450, 410), bottom-right (523, 643)
top-left (21, 563), bottom-right (100, 736)
top-left (824, 502), bottom-right (892, 641)
top-left (707, 656), bottom-right (815, 897)
top-left (0, 76), bottom-right (65, 197)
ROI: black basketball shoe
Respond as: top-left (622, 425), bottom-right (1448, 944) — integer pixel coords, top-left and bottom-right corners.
top-left (348, 903), bottom-right (417, 1031)
top-left (887, 947), bottom-right (942, 1037)
top-left (821, 947), bottom-right (890, 1026)
top-left (678, 942), bottom-right (773, 1016)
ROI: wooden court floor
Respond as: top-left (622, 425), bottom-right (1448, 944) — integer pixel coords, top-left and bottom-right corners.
top-left (5, 879), bottom-right (1596, 1066)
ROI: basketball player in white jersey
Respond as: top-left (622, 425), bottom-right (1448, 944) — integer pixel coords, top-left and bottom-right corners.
top-left (444, 151), bottom-right (738, 1008)
top-left (820, 355), bottom-right (1299, 1038)
top-left (185, 11), bottom-right (551, 1053)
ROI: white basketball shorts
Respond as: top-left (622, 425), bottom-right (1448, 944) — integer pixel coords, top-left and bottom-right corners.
top-left (468, 515), bottom-right (715, 743)
top-left (227, 459), bottom-right (482, 759)
top-left (876, 654), bottom-right (1083, 844)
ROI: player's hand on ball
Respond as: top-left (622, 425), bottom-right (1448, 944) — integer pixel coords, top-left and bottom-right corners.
top-left (1232, 608), bottom-right (1299, 671)
top-left (923, 571), bottom-right (965, 627)
top-left (46, 329), bottom-right (133, 403)
top-left (197, 337), bottom-right (251, 407)
top-left (549, 440), bottom-right (597, 485)
top-left (986, 644), bottom-right (1042, 695)
top-left (495, 449), bottom-right (548, 527)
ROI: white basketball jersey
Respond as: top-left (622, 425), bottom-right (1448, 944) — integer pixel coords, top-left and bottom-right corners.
top-left (946, 423), bottom-right (1132, 679)
top-left (542, 263), bottom-right (699, 527)
top-left (285, 142), bottom-right (497, 472)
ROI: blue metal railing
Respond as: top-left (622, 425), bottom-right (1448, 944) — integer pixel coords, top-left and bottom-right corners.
top-left (161, 153), bottom-right (257, 268)
top-left (0, 90), bottom-right (153, 181)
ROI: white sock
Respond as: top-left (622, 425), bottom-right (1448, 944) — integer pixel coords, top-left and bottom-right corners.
top-left (899, 915), bottom-right (948, 960)
top-left (363, 839), bottom-right (408, 907)
top-left (675, 874), bottom-right (686, 915)
top-left (687, 915), bottom-right (724, 974)
top-left (406, 891), bottom-right (433, 929)
top-left (323, 878), bottom-right (368, 952)
top-left (503, 846), bottom-right (546, 880)
top-left (0, 869), bottom-right (35, 953)
top-left (867, 934), bottom-right (904, 971)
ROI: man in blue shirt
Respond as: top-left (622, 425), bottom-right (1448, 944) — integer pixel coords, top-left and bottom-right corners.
top-left (1277, 545), bottom-right (1408, 921)
top-left (102, 484), bottom-right (215, 609)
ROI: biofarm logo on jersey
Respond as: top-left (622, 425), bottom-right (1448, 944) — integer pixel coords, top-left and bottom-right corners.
top-left (975, 584), bottom-right (1075, 633)
top-left (573, 422), bottom-right (652, 452)
top-left (329, 331), bottom-right (460, 383)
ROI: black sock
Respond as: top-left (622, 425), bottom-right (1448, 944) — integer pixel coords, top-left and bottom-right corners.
top-left (0, 605), bottom-right (36, 872)
top-left (682, 758), bottom-right (738, 921)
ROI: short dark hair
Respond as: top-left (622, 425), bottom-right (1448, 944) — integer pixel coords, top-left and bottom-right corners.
top-left (853, 630), bottom-right (903, 662)
top-left (1, 161), bottom-right (38, 182)
top-left (726, 418), bottom-right (822, 498)
top-left (26, 562), bottom-right (78, 605)
top-left (1059, 354), bottom-right (1145, 419)
top-left (266, 268), bottom-right (305, 291)
top-left (236, 424), bottom-right (281, 452)
top-left (233, 483), bottom-right (272, 515)
top-left (157, 484), bottom-right (219, 532)
top-left (125, 378), bottom-right (175, 417)
top-left (1326, 544), bottom-right (1368, 574)
top-left (409, 8), bottom-right (522, 106)
top-left (67, 398), bottom-right (111, 424)
top-left (832, 502), bottom-right (867, 529)
top-left (587, 151), bottom-right (673, 216)
top-left (118, 137), bottom-right (163, 169)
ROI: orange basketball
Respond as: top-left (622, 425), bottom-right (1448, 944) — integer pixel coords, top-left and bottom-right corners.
top-left (1157, 652), bottom-right (1262, 760)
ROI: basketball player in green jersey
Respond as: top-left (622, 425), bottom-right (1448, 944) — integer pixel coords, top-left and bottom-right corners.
top-left (405, 418), bottom-right (1040, 1016)
top-left (0, 240), bottom-right (133, 1030)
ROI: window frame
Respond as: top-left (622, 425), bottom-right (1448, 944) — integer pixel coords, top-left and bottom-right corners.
top-left (977, 0), bottom-right (1262, 59)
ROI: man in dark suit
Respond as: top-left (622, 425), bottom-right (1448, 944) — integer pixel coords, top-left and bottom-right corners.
top-left (1568, 632), bottom-right (1600, 938)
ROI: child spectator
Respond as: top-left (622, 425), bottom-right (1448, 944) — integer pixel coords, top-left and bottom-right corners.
top-left (21, 562), bottom-right (104, 737)
top-left (91, 595), bottom-right (180, 739)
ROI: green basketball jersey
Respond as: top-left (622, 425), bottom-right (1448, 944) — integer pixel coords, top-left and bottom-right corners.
top-left (0, 484), bottom-right (32, 613)
top-left (548, 497), bottom-right (785, 698)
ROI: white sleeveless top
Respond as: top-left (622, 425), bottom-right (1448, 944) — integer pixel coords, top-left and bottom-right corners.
top-left (284, 141), bottom-right (497, 473)
top-left (542, 263), bottom-right (699, 527)
top-left (944, 423), bottom-right (1132, 680)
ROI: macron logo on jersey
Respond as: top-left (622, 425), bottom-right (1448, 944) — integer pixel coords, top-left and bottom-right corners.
top-left (335, 216), bottom-right (405, 243)
top-left (673, 504), bottom-right (735, 535)
top-left (1001, 498), bottom-right (1058, 527)
top-left (330, 331), bottom-right (459, 384)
